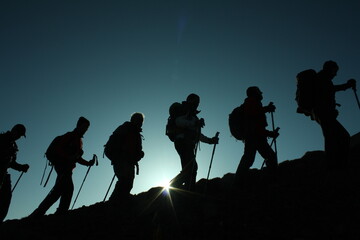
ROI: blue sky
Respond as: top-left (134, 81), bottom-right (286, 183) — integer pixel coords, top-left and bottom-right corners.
top-left (1, 0), bottom-right (359, 221)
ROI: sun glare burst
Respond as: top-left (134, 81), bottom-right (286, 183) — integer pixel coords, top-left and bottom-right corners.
top-left (162, 180), bottom-right (171, 192)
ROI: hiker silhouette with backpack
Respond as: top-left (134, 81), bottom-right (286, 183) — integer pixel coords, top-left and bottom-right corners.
top-left (29, 117), bottom-right (95, 218)
top-left (234, 87), bottom-right (279, 189)
top-left (105, 113), bottom-right (145, 204)
top-left (168, 93), bottom-right (219, 191)
top-left (296, 60), bottom-right (356, 170)
top-left (0, 124), bottom-right (29, 223)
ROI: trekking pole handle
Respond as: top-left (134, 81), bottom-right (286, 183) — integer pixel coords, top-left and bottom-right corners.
top-left (270, 101), bottom-right (277, 108)
top-left (348, 78), bottom-right (356, 89)
top-left (93, 154), bottom-right (98, 166)
top-left (273, 127), bottom-right (280, 139)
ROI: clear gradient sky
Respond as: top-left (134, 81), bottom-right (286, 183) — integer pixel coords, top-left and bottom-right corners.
top-left (1, 0), bottom-right (359, 221)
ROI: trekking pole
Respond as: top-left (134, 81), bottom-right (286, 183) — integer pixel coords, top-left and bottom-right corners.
top-left (40, 160), bottom-right (48, 185)
top-left (43, 165), bottom-right (53, 188)
top-left (11, 172), bottom-right (24, 193)
top-left (353, 87), bottom-right (360, 110)
top-left (71, 154), bottom-right (98, 210)
top-left (206, 132), bottom-right (220, 181)
top-left (203, 132), bottom-right (220, 195)
top-left (261, 127), bottom-right (280, 170)
top-left (269, 103), bottom-right (278, 157)
top-left (103, 174), bottom-right (116, 202)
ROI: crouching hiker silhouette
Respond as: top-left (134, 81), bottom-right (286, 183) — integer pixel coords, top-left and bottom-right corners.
top-left (29, 117), bottom-right (95, 218)
top-left (105, 113), bottom-right (145, 205)
top-left (311, 61), bottom-right (356, 170)
top-left (168, 93), bottom-right (219, 191)
top-left (0, 124), bottom-right (29, 223)
top-left (234, 87), bottom-right (279, 190)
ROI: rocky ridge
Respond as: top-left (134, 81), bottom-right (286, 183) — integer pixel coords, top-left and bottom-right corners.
top-left (1, 133), bottom-right (360, 239)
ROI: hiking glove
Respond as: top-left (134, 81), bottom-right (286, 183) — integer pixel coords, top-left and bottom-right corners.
top-left (347, 79), bottom-right (356, 90)
top-left (212, 136), bottom-right (219, 144)
top-left (21, 164), bottom-right (30, 172)
top-left (264, 103), bottom-right (276, 113)
top-left (267, 130), bottom-right (279, 139)
top-left (88, 159), bottom-right (95, 166)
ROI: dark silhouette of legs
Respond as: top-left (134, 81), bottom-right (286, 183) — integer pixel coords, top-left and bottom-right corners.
top-left (30, 171), bottom-right (73, 217)
top-left (172, 140), bottom-right (197, 191)
top-left (0, 174), bottom-right (12, 222)
top-left (109, 161), bottom-right (135, 203)
top-left (317, 116), bottom-right (350, 169)
top-left (235, 136), bottom-right (277, 188)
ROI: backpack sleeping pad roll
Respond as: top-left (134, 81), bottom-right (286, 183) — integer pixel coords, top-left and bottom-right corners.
top-left (295, 69), bottom-right (317, 116)
top-left (229, 104), bottom-right (246, 141)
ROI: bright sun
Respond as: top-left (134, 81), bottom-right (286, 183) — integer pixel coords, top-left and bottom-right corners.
top-left (161, 180), bottom-right (171, 191)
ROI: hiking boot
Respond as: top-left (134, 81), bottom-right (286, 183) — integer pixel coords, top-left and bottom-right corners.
top-left (27, 209), bottom-right (45, 220)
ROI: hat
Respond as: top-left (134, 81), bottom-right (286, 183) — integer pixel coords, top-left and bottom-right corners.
top-left (77, 116), bottom-right (90, 127)
top-left (12, 124), bottom-right (26, 138)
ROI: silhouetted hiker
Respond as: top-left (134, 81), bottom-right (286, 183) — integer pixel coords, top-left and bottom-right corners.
top-left (169, 93), bottom-right (219, 191)
top-left (234, 87), bottom-right (279, 188)
top-left (0, 124), bottom-right (29, 223)
top-left (311, 61), bottom-right (356, 169)
top-left (29, 117), bottom-right (95, 218)
top-left (107, 113), bottom-right (145, 204)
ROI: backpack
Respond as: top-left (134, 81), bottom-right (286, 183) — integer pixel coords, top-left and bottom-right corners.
top-left (45, 134), bottom-right (65, 165)
top-left (165, 102), bottom-right (186, 142)
top-left (104, 123), bottom-right (129, 160)
top-left (228, 104), bottom-right (246, 140)
top-left (295, 69), bottom-right (317, 116)
top-left (0, 132), bottom-right (18, 160)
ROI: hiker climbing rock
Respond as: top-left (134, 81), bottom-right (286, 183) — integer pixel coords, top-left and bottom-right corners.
top-left (29, 117), bottom-right (95, 218)
top-left (0, 124), bottom-right (29, 223)
top-left (297, 60), bottom-right (356, 169)
top-left (106, 112), bottom-right (145, 204)
top-left (234, 87), bottom-right (279, 188)
top-left (169, 93), bottom-right (219, 191)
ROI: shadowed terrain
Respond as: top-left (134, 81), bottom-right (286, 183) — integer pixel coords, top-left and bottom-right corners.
top-left (1, 133), bottom-right (359, 239)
